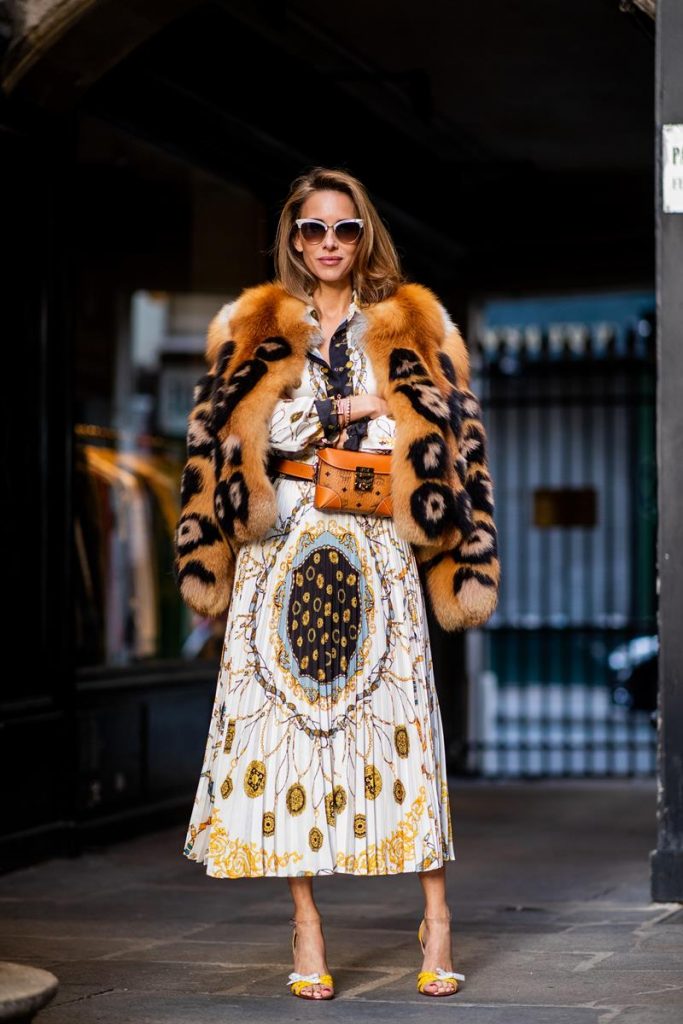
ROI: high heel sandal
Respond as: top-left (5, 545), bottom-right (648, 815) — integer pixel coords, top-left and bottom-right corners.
top-left (416, 913), bottom-right (465, 996)
top-left (287, 916), bottom-right (335, 1000)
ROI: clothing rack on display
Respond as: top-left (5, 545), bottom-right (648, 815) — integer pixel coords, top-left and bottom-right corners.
top-left (73, 424), bottom-right (186, 667)
top-left (74, 422), bottom-right (180, 451)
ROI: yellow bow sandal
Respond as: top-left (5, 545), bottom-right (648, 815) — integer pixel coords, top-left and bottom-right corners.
top-left (416, 916), bottom-right (466, 996)
top-left (287, 916), bottom-right (335, 1000)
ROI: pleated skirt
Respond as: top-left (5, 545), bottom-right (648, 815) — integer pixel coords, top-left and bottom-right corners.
top-left (183, 473), bottom-right (456, 877)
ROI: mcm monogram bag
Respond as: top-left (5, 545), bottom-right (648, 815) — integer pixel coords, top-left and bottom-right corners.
top-left (313, 446), bottom-right (393, 517)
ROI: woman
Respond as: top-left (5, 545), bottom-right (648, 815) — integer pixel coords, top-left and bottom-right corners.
top-left (174, 167), bottom-right (500, 1000)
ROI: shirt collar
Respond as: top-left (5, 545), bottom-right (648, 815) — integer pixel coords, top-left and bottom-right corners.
top-left (305, 289), bottom-right (359, 347)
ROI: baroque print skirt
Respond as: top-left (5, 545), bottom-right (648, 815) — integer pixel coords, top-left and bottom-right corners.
top-left (183, 474), bottom-right (456, 877)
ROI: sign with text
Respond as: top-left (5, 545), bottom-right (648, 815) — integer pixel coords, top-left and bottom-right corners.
top-left (663, 124), bottom-right (683, 213)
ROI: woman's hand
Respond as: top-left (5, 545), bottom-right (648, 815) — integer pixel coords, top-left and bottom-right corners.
top-left (334, 394), bottom-right (388, 447)
top-left (348, 394), bottom-right (388, 420)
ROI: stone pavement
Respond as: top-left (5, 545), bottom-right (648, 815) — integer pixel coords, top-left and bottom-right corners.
top-left (0, 779), bottom-right (681, 1023)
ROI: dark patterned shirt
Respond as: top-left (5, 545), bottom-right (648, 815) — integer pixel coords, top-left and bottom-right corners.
top-left (308, 306), bottom-right (370, 452)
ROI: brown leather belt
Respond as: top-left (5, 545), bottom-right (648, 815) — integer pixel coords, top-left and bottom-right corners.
top-left (274, 451), bottom-right (392, 481)
top-left (274, 457), bottom-right (317, 480)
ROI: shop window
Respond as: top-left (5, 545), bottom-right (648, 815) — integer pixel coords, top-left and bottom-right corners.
top-left (74, 291), bottom-right (230, 667)
top-left (71, 117), bottom-right (267, 669)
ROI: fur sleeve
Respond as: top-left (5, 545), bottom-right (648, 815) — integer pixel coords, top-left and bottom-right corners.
top-left (419, 311), bottom-right (501, 630)
top-left (172, 304), bottom-right (239, 618)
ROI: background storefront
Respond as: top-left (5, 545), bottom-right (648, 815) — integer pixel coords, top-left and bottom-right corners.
top-left (1, 0), bottom-right (667, 877)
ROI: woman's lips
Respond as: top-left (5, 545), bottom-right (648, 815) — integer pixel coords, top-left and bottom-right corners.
top-left (318, 257), bottom-right (342, 265)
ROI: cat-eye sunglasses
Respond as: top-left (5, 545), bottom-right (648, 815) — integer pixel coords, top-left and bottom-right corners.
top-left (294, 218), bottom-right (364, 245)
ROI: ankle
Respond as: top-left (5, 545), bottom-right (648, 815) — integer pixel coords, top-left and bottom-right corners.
top-left (423, 907), bottom-right (452, 922)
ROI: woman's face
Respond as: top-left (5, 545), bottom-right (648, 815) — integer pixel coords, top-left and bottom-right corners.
top-left (293, 189), bottom-right (361, 288)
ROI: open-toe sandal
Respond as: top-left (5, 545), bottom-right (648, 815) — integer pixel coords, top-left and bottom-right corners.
top-left (416, 914), bottom-right (465, 997)
top-left (287, 916), bottom-right (335, 999)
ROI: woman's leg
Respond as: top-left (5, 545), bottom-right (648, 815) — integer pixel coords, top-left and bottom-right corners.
top-left (417, 865), bottom-right (456, 994)
top-left (288, 877), bottom-right (333, 998)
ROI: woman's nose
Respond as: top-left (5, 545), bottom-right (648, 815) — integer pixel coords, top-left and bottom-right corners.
top-left (322, 227), bottom-right (338, 249)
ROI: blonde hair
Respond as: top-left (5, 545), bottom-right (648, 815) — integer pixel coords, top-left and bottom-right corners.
top-left (273, 167), bottom-right (404, 305)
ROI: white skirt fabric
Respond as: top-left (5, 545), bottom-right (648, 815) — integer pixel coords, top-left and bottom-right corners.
top-left (183, 473), bottom-right (456, 878)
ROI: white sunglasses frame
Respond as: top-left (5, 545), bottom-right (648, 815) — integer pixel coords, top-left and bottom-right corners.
top-left (294, 218), bottom-right (364, 243)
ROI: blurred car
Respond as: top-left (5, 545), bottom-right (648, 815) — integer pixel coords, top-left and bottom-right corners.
top-left (608, 634), bottom-right (658, 722)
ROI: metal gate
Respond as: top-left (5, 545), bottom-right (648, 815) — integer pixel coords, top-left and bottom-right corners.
top-left (465, 301), bottom-right (657, 777)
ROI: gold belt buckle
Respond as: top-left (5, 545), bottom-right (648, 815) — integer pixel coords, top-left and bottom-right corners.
top-left (355, 465), bottom-right (374, 491)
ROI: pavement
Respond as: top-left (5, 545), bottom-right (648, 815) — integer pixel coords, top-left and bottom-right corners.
top-left (0, 778), bottom-right (681, 1024)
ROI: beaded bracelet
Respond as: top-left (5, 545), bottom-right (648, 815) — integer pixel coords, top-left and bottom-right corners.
top-left (335, 394), bottom-right (352, 429)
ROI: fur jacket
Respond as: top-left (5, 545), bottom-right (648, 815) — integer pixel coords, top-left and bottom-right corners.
top-left (173, 280), bottom-right (500, 632)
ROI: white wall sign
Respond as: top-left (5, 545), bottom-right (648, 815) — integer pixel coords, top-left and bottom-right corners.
top-left (663, 124), bottom-right (683, 213)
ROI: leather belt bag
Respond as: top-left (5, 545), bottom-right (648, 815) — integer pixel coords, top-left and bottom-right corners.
top-left (274, 447), bottom-right (393, 517)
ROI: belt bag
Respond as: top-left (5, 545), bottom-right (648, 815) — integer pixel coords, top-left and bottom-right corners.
top-left (314, 446), bottom-right (393, 517)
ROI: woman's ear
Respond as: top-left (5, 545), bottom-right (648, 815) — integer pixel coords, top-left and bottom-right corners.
top-left (293, 229), bottom-right (303, 254)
